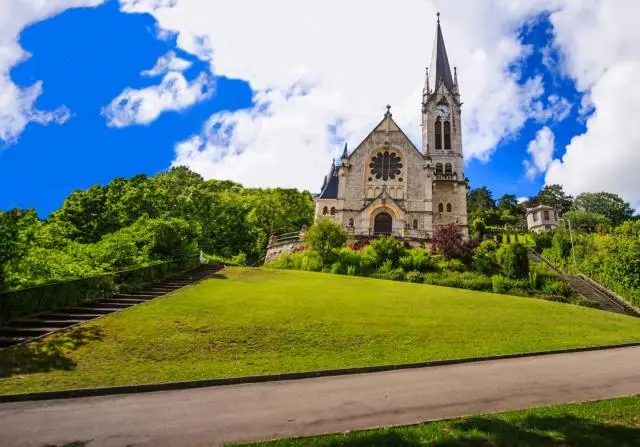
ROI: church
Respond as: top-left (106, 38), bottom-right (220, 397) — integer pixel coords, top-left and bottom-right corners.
top-left (315, 15), bottom-right (468, 242)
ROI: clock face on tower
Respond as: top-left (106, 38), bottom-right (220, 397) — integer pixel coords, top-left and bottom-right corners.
top-left (436, 105), bottom-right (450, 117)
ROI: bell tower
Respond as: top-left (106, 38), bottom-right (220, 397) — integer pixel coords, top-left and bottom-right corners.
top-left (422, 13), bottom-right (468, 233)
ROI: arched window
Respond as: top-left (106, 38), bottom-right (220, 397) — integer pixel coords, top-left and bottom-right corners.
top-left (445, 163), bottom-right (452, 175)
top-left (435, 163), bottom-right (443, 175)
top-left (447, 203), bottom-right (452, 212)
top-left (438, 203), bottom-right (444, 213)
top-left (330, 206), bottom-right (336, 215)
top-left (348, 218), bottom-right (354, 227)
top-left (413, 219), bottom-right (418, 230)
top-left (435, 121), bottom-right (442, 150)
top-left (322, 206), bottom-right (328, 215)
top-left (444, 121), bottom-right (451, 150)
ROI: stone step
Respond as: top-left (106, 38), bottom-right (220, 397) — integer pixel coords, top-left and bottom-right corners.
top-left (63, 307), bottom-right (118, 315)
top-left (114, 293), bottom-right (161, 299)
top-left (0, 336), bottom-right (28, 348)
top-left (0, 327), bottom-right (55, 337)
top-left (12, 319), bottom-right (76, 329)
top-left (99, 298), bottom-right (147, 305)
top-left (87, 301), bottom-right (133, 309)
top-left (40, 313), bottom-right (99, 321)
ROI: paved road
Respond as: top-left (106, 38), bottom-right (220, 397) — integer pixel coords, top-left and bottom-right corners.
top-left (1, 346), bottom-right (640, 447)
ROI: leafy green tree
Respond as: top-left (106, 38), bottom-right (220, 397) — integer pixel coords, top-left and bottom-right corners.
top-left (528, 184), bottom-right (573, 215)
top-left (564, 210), bottom-right (611, 233)
top-left (305, 218), bottom-right (347, 266)
top-left (572, 192), bottom-right (634, 226)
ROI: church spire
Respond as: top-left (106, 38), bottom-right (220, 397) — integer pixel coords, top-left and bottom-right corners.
top-left (429, 12), bottom-right (455, 92)
top-left (341, 142), bottom-right (348, 159)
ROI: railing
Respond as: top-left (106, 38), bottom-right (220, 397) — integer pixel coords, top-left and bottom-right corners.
top-left (0, 254), bottom-right (200, 326)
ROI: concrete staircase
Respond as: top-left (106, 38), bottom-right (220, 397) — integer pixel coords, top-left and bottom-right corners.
top-left (0, 264), bottom-right (222, 349)
top-left (528, 250), bottom-right (639, 318)
top-left (564, 275), bottom-right (630, 315)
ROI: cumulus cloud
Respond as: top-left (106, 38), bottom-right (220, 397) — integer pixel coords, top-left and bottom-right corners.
top-left (118, 0), bottom-right (562, 190)
top-left (532, 94), bottom-right (572, 123)
top-left (545, 0), bottom-right (640, 209)
top-left (0, 0), bottom-right (102, 146)
top-left (524, 126), bottom-right (555, 179)
top-left (140, 50), bottom-right (192, 77)
top-left (102, 71), bottom-right (214, 127)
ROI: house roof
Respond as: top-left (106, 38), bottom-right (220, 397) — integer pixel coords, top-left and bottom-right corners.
top-left (526, 204), bottom-right (555, 214)
top-left (317, 161), bottom-right (339, 199)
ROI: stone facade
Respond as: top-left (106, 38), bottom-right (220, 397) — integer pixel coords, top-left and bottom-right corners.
top-left (315, 16), bottom-right (468, 240)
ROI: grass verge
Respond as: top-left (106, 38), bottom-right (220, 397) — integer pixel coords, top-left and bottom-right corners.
top-left (1, 267), bottom-right (639, 395)
top-left (241, 395), bottom-right (640, 447)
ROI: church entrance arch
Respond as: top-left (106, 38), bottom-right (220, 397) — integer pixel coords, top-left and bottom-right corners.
top-left (374, 212), bottom-right (393, 235)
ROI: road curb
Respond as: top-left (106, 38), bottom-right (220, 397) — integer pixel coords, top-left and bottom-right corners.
top-left (1, 342), bottom-right (639, 404)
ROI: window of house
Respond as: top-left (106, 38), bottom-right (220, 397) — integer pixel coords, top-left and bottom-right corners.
top-left (533, 212), bottom-right (538, 221)
top-left (413, 219), bottom-right (418, 230)
top-left (438, 203), bottom-right (444, 212)
top-left (322, 206), bottom-right (328, 215)
top-left (447, 203), bottom-right (452, 212)
top-left (330, 206), bottom-right (336, 215)
top-left (543, 210), bottom-right (550, 220)
top-left (443, 121), bottom-right (451, 150)
top-left (435, 163), bottom-right (443, 175)
top-left (435, 121), bottom-right (442, 150)
top-left (445, 163), bottom-right (452, 175)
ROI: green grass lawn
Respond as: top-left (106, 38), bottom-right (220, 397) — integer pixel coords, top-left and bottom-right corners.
top-left (1, 267), bottom-right (639, 395)
top-left (242, 395), bottom-right (640, 446)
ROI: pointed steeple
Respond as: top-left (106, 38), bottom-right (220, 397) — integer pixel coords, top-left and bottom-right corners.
top-left (341, 142), bottom-right (348, 159)
top-left (429, 12), bottom-right (455, 92)
top-left (321, 175), bottom-right (328, 191)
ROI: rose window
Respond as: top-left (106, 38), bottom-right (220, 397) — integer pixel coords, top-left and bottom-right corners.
top-left (369, 151), bottom-right (402, 181)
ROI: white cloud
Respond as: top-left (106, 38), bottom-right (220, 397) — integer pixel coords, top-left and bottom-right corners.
top-left (102, 71), bottom-right (214, 127)
top-left (517, 196), bottom-right (529, 204)
top-left (119, 0), bottom-right (561, 190)
top-left (0, 0), bottom-right (102, 146)
top-left (531, 94), bottom-right (572, 123)
top-left (524, 126), bottom-right (555, 179)
top-left (141, 50), bottom-right (192, 77)
top-left (545, 1), bottom-right (640, 209)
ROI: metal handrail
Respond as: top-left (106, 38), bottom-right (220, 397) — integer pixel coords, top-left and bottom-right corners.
top-left (577, 274), bottom-right (640, 316)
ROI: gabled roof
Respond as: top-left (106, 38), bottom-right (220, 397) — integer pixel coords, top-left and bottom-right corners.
top-left (428, 14), bottom-right (455, 92)
top-left (526, 204), bottom-right (555, 214)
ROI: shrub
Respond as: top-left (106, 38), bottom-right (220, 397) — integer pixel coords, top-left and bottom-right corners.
top-left (496, 242), bottom-right (529, 279)
top-left (369, 236), bottom-right (406, 267)
top-left (528, 271), bottom-right (538, 290)
top-left (406, 271), bottom-right (424, 283)
top-left (408, 249), bottom-right (437, 273)
top-left (432, 224), bottom-right (478, 264)
top-left (349, 239), bottom-right (370, 251)
top-left (330, 262), bottom-right (343, 275)
top-left (438, 258), bottom-right (467, 273)
top-left (305, 218), bottom-right (348, 266)
top-left (472, 240), bottom-right (499, 275)
top-left (542, 280), bottom-right (574, 298)
top-left (399, 255), bottom-right (414, 272)
top-left (492, 275), bottom-right (511, 294)
top-left (346, 265), bottom-right (357, 276)
top-left (299, 251), bottom-right (323, 271)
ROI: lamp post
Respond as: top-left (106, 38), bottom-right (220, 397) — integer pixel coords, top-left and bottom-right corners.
top-left (559, 217), bottom-right (577, 268)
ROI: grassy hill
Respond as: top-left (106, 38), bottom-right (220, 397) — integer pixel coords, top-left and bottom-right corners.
top-left (1, 267), bottom-right (639, 395)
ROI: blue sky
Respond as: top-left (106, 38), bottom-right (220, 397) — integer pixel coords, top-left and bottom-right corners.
top-left (1, 0), bottom-right (638, 216)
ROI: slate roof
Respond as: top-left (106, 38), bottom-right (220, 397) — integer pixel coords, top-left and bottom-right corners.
top-left (318, 161), bottom-right (339, 199)
top-left (429, 15), bottom-right (455, 92)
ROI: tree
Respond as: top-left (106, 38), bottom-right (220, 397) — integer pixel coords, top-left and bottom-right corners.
top-left (563, 210), bottom-right (611, 233)
top-left (304, 218), bottom-right (347, 266)
top-left (467, 187), bottom-right (501, 226)
top-left (572, 192), bottom-right (634, 226)
top-left (431, 224), bottom-right (478, 264)
top-left (528, 184), bottom-right (573, 215)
